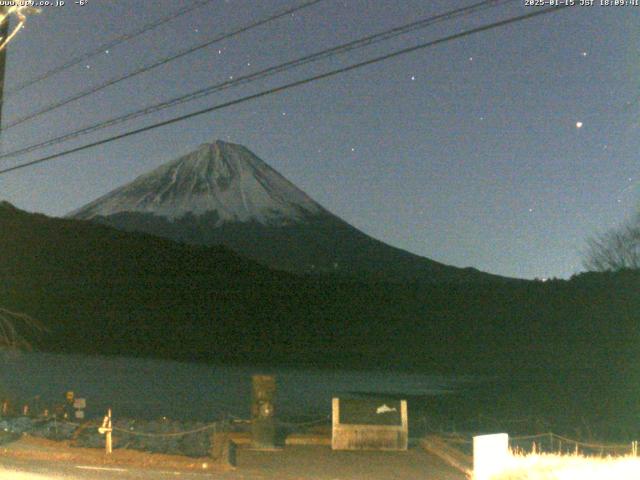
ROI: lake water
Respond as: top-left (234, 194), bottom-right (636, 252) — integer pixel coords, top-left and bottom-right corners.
top-left (0, 350), bottom-right (465, 422)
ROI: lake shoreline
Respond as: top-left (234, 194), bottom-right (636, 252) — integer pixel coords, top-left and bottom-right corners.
top-left (0, 349), bottom-right (632, 444)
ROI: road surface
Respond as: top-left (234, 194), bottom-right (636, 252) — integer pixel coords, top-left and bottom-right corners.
top-left (0, 438), bottom-right (467, 479)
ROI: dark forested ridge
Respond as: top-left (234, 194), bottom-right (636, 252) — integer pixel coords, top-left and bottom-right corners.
top-left (1, 201), bottom-right (638, 379)
top-left (82, 210), bottom-right (508, 284)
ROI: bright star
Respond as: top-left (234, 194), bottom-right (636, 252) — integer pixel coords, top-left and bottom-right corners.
top-left (576, 121), bottom-right (583, 129)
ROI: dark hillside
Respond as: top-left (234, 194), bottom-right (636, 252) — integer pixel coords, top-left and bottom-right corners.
top-left (1, 202), bottom-right (638, 383)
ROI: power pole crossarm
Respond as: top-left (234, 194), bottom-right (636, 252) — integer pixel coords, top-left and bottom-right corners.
top-left (0, 6), bottom-right (40, 132)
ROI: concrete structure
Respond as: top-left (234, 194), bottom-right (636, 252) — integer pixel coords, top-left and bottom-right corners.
top-left (251, 375), bottom-right (276, 449)
top-left (331, 398), bottom-right (408, 451)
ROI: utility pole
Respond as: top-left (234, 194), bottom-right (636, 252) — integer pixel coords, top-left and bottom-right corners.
top-left (0, 6), bottom-right (9, 131)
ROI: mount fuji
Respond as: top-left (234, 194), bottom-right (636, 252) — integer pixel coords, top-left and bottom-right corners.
top-left (70, 140), bottom-right (502, 282)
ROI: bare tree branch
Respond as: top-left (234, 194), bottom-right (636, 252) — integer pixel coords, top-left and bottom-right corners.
top-left (0, 307), bottom-right (46, 350)
top-left (584, 212), bottom-right (640, 272)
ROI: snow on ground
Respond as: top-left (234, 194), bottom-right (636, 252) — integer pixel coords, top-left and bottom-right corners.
top-left (0, 470), bottom-right (51, 480)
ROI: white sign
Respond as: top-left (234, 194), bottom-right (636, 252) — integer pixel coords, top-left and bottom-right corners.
top-left (473, 433), bottom-right (509, 480)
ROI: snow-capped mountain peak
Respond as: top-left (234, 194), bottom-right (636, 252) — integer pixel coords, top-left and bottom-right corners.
top-left (69, 139), bottom-right (504, 282)
top-left (70, 140), bottom-right (322, 225)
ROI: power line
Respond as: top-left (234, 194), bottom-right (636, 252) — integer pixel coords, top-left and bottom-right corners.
top-left (1, 0), bottom-right (326, 131)
top-left (0, 0), bottom-right (515, 160)
top-left (5, 0), bottom-right (217, 97)
top-left (0, 5), bottom-right (571, 177)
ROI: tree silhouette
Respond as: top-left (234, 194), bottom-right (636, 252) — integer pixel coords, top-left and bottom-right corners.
top-left (584, 212), bottom-right (640, 272)
top-left (0, 8), bottom-right (44, 350)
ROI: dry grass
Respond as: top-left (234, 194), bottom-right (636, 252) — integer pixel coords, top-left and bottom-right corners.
top-left (491, 452), bottom-right (640, 480)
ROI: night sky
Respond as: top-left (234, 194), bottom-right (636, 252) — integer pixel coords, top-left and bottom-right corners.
top-left (0, 0), bottom-right (638, 280)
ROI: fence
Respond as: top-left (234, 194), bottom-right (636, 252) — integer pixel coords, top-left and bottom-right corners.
top-left (510, 432), bottom-right (639, 457)
top-left (0, 399), bottom-right (330, 458)
top-left (422, 430), bottom-right (640, 479)
top-left (433, 430), bottom-right (640, 459)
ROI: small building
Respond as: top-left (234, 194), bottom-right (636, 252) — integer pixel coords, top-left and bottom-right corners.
top-left (331, 397), bottom-right (408, 451)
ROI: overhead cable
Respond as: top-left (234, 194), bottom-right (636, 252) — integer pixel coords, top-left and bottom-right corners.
top-left (0, 0), bottom-right (514, 159)
top-left (2, 0), bottom-right (327, 130)
top-left (0, 5), bottom-right (571, 176)
top-left (6, 0), bottom-right (218, 96)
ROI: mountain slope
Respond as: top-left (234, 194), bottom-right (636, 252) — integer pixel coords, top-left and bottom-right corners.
top-left (69, 140), bottom-right (506, 282)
